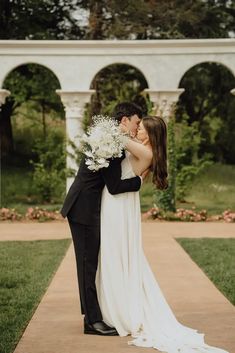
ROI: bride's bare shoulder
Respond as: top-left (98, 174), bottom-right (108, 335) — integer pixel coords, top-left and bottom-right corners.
top-left (130, 139), bottom-right (152, 161)
top-left (139, 143), bottom-right (152, 158)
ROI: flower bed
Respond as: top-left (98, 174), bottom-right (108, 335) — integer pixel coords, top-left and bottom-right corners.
top-left (0, 208), bottom-right (22, 221)
top-left (1, 207), bottom-right (235, 222)
top-left (25, 207), bottom-right (62, 221)
top-left (0, 207), bottom-right (63, 222)
top-left (142, 206), bottom-right (235, 223)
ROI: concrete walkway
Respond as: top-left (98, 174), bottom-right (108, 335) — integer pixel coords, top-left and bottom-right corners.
top-left (0, 221), bottom-right (71, 241)
top-left (1, 220), bottom-right (235, 241)
top-left (0, 221), bottom-right (234, 353)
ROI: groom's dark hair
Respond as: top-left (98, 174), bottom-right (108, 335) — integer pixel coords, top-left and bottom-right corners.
top-left (113, 102), bottom-right (143, 122)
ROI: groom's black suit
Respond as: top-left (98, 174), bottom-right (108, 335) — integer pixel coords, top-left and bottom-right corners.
top-left (61, 153), bottom-right (141, 324)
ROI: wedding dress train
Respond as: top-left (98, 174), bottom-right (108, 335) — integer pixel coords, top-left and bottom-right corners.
top-left (96, 152), bottom-right (229, 353)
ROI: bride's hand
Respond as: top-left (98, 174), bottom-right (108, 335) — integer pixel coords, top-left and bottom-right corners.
top-left (120, 123), bottom-right (136, 139)
top-left (119, 123), bottom-right (129, 134)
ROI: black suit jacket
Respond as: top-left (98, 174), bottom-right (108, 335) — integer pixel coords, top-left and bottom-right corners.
top-left (61, 153), bottom-right (141, 225)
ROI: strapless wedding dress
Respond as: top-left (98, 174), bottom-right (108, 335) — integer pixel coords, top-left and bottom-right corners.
top-left (96, 152), bottom-right (229, 353)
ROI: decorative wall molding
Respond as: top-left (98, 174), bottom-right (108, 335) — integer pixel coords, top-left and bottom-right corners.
top-left (0, 89), bottom-right (10, 105)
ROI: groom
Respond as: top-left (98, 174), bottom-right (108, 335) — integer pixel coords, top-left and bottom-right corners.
top-left (61, 102), bottom-right (143, 336)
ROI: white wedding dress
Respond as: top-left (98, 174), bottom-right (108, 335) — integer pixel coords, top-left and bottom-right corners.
top-left (96, 152), bottom-right (229, 353)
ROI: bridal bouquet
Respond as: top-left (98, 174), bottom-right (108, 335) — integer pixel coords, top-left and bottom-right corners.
top-left (81, 115), bottom-right (127, 171)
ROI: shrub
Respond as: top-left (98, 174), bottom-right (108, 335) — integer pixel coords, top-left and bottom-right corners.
top-left (154, 115), bottom-right (214, 211)
top-left (174, 117), bottom-right (213, 201)
top-left (30, 131), bottom-right (66, 202)
top-left (154, 117), bottom-right (176, 212)
top-left (176, 160), bottom-right (212, 201)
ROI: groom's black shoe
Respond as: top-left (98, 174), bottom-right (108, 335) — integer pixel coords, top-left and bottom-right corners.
top-left (84, 319), bottom-right (118, 336)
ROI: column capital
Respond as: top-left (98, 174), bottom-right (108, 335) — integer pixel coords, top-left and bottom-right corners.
top-left (144, 88), bottom-right (185, 120)
top-left (56, 89), bottom-right (95, 118)
top-left (231, 88), bottom-right (235, 96)
top-left (0, 89), bottom-right (11, 106)
top-left (56, 89), bottom-right (95, 191)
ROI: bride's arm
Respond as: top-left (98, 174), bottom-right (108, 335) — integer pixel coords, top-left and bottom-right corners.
top-left (125, 138), bottom-right (152, 161)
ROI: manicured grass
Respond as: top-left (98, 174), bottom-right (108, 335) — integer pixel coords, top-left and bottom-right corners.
top-left (176, 238), bottom-right (235, 305)
top-left (0, 239), bottom-right (71, 353)
top-left (140, 163), bottom-right (235, 214)
top-left (1, 166), bottom-right (35, 206)
top-left (1, 163), bottom-right (235, 215)
top-left (184, 164), bottom-right (235, 214)
top-left (0, 165), bottom-right (65, 212)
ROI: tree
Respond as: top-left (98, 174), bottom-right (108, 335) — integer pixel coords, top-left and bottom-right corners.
top-left (0, 0), bottom-right (83, 39)
top-left (0, 64), bottom-right (64, 156)
top-left (0, 0), bottom-right (83, 157)
top-left (89, 64), bottom-right (148, 119)
top-left (76, 0), bottom-right (235, 39)
top-left (176, 62), bottom-right (235, 163)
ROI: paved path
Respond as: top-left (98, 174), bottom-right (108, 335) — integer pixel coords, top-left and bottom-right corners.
top-left (1, 221), bottom-right (235, 241)
top-left (0, 221), bottom-right (234, 353)
top-left (0, 221), bottom-right (71, 241)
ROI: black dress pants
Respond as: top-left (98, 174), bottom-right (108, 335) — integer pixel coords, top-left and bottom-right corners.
top-left (68, 220), bottom-right (103, 324)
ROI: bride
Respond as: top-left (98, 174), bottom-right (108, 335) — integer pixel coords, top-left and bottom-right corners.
top-left (95, 115), bottom-right (229, 353)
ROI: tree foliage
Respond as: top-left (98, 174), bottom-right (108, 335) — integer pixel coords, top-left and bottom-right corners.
top-left (76, 0), bottom-right (235, 39)
top-left (0, 0), bottom-right (83, 39)
top-left (1, 0), bottom-right (234, 40)
top-left (30, 131), bottom-right (66, 202)
top-left (176, 62), bottom-right (235, 164)
top-left (88, 64), bottom-right (148, 122)
top-left (0, 64), bottom-right (64, 155)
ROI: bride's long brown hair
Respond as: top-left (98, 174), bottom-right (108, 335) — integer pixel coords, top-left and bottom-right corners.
top-left (142, 116), bottom-right (168, 190)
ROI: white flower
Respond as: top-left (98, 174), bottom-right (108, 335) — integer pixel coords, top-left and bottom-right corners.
top-left (84, 151), bottom-right (93, 158)
top-left (80, 115), bottom-right (126, 171)
top-left (85, 159), bottom-right (93, 166)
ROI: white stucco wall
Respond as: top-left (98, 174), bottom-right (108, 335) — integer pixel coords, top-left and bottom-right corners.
top-left (0, 39), bottom-right (234, 91)
top-left (1, 39), bottom-right (234, 190)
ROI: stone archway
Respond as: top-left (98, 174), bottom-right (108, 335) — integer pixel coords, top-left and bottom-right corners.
top-left (0, 62), bottom-right (66, 206)
top-left (0, 39), bottom-right (235, 188)
top-left (89, 62), bottom-right (149, 117)
top-left (0, 61), bottom-right (64, 156)
top-left (176, 61), bottom-right (235, 164)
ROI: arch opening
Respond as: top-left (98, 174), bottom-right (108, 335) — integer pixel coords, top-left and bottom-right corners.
top-left (176, 61), bottom-right (235, 165)
top-left (1, 61), bottom-right (62, 89)
top-left (0, 62), bottom-right (66, 208)
top-left (85, 63), bottom-right (149, 126)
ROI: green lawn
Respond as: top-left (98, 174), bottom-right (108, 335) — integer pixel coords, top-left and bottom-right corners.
top-left (0, 166), bottom-right (64, 213)
top-left (183, 164), bottom-right (235, 214)
top-left (0, 239), bottom-right (71, 353)
top-left (176, 238), bottom-right (235, 305)
top-left (140, 163), bottom-right (235, 214)
top-left (1, 163), bottom-right (235, 215)
top-left (1, 166), bottom-right (35, 205)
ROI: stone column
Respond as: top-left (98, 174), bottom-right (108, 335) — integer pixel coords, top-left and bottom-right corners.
top-left (0, 89), bottom-right (10, 107)
top-left (144, 89), bottom-right (185, 121)
top-left (56, 90), bottom-right (95, 191)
